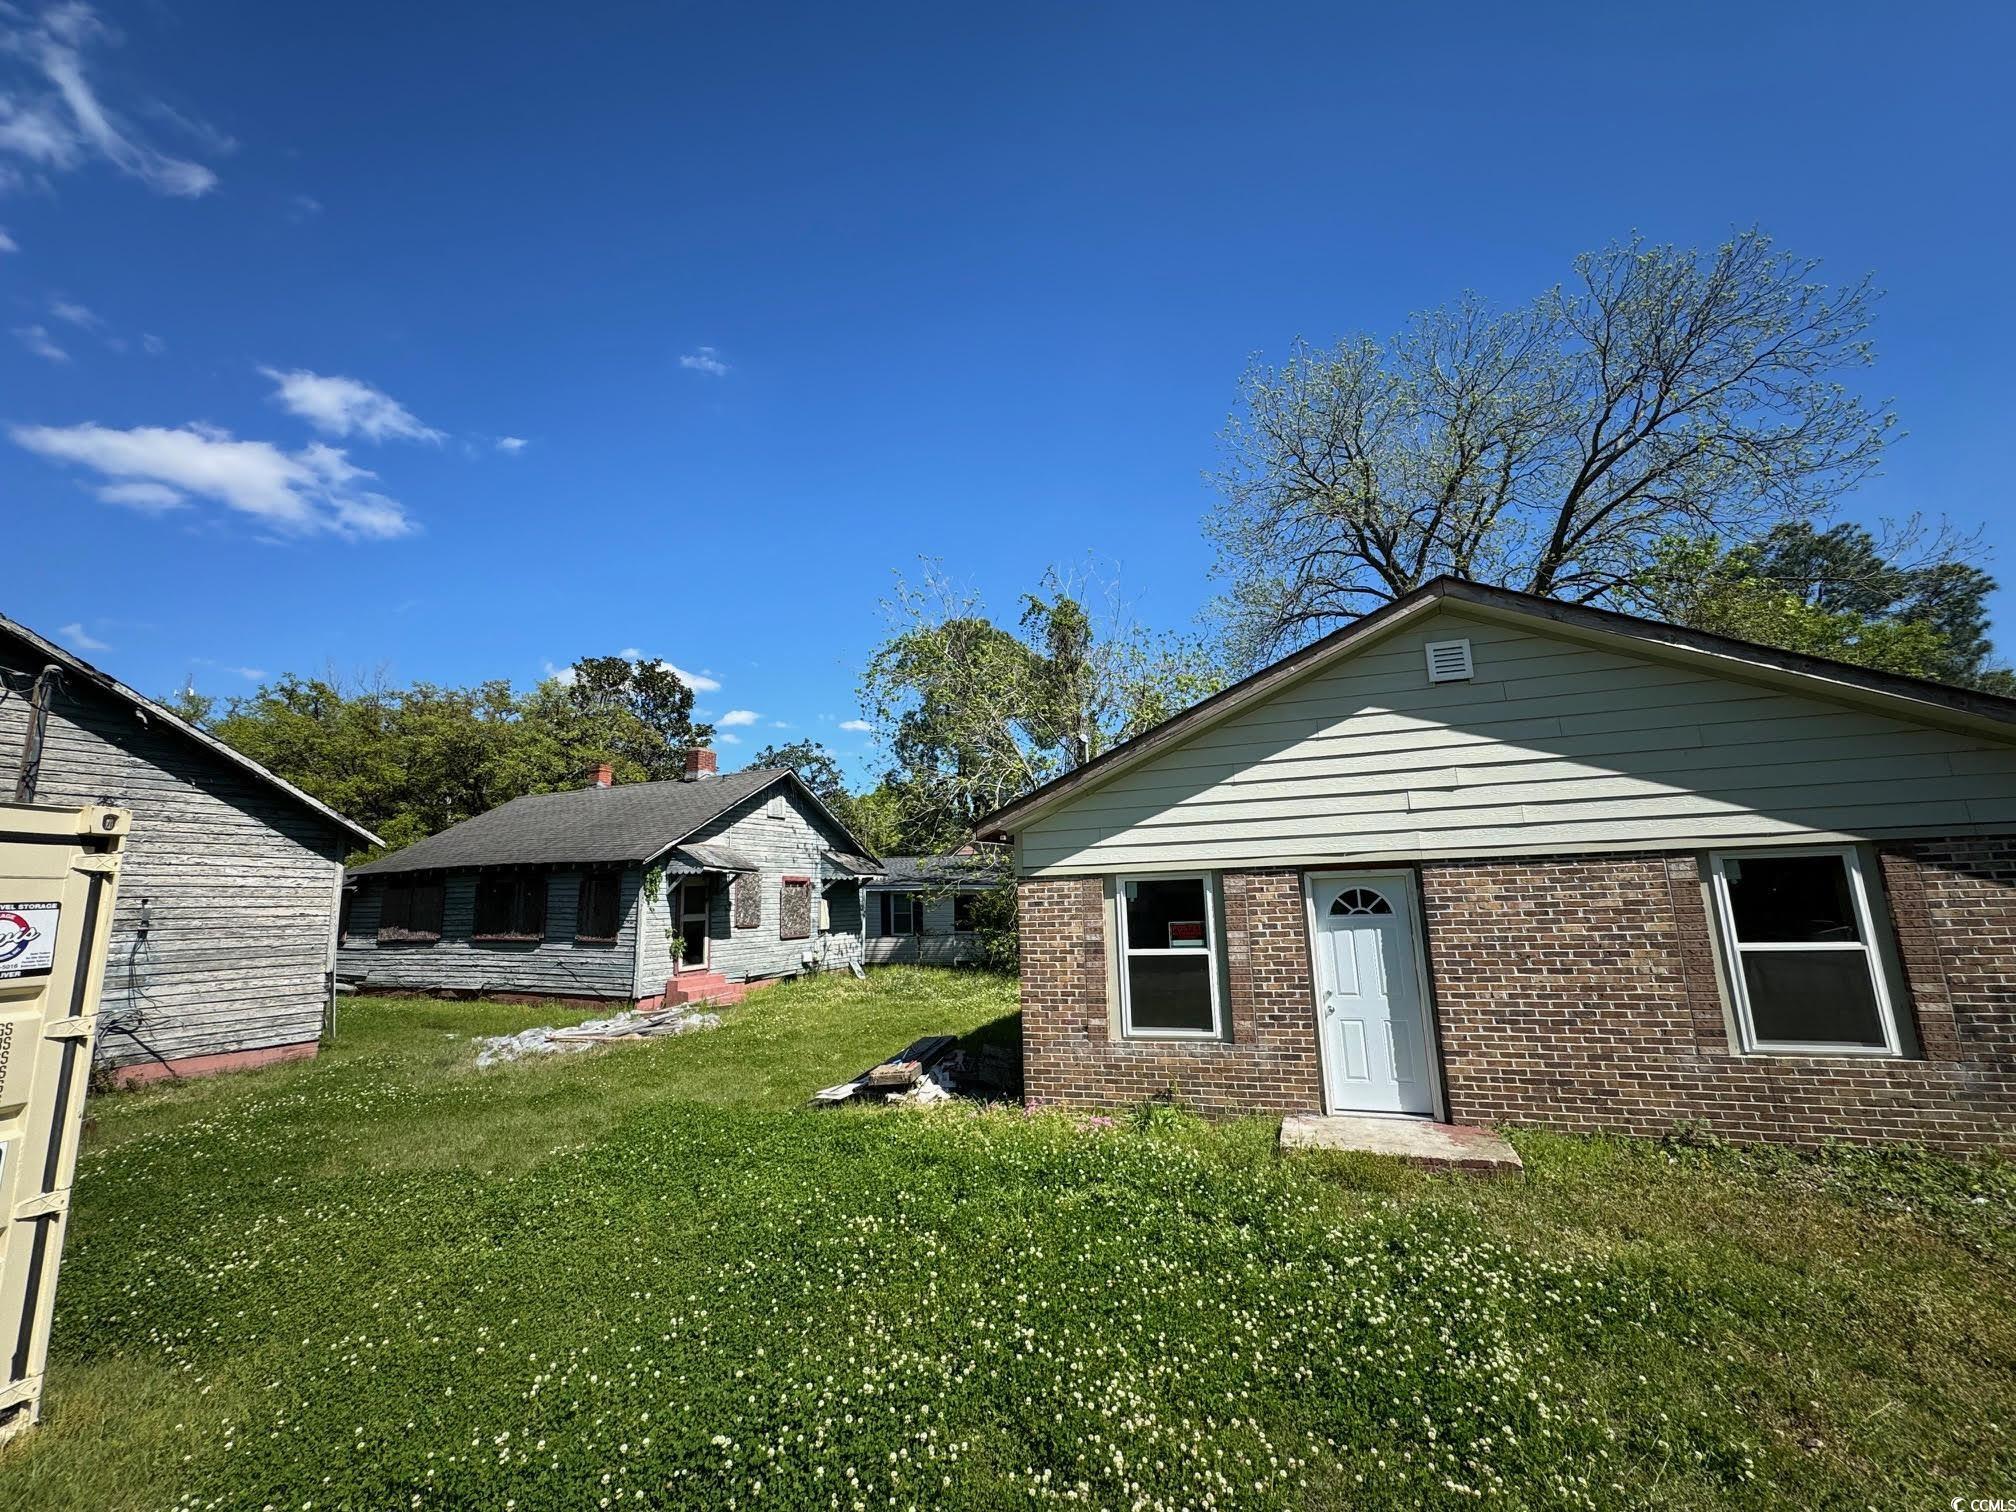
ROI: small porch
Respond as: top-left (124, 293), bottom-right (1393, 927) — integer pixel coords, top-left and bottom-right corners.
top-left (1279, 1113), bottom-right (1523, 1175)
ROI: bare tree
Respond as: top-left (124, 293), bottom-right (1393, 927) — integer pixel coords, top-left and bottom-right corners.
top-left (1209, 230), bottom-right (1895, 661)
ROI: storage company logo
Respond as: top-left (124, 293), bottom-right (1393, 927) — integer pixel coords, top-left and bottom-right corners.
top-left (0, 909), bottom-right (41, 965)
top-left (0, 901), bottom-right (57, 978)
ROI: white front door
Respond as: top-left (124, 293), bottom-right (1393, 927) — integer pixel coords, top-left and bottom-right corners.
top-left (1310, 871), bottom-right (1436, 1116)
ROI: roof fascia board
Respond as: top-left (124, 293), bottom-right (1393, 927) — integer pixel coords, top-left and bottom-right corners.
top-left (0, 613), bottom-right (383, 847)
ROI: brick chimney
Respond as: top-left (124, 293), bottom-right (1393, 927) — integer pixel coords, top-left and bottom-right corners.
top-left (684, 747), bottom-right (717, 781)
top-left (588, 762), bottom-right (613, 788)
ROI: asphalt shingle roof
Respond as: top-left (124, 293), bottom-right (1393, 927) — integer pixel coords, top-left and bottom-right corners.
top-left (350, 769), bottom-right (787, 876)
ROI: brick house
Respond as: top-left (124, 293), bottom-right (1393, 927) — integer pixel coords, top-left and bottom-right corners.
top-left (979, 579), bottom-right (2016, 1153)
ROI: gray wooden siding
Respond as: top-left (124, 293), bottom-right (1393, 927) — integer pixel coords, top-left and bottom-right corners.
top-left (1018, 607), bottom-right (2016, 874)
top-left (825, 882), bottom-right (864, 969)
top-left (340, 867), bottom-right (642, 998)
top-left (633, 867), bottom-right (677, 993)
top-left (0, 645), bottom-right (351, 1067)
top-left (862, 890), bottom-right (984, 965)
top-left (635, 781), bottom-right (866, 989)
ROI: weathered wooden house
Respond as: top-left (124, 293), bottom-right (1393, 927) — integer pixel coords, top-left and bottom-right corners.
top-left (0, 613), bottom-right (381, 1083)
top-left (861, 850), bottom-right (1011, 965)
top-left (341, 751), bottom-right (882, 1007)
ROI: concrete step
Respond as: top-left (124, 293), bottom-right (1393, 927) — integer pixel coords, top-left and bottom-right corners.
top-left (668, 969), bottom-right (770, 1008)
top-left (1279, 1114), bottom-right (1522, 1176)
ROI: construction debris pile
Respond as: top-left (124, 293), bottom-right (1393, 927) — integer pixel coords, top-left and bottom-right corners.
top-left (814, 1035), bottom-right (1021, 1107)
top-left (474, 1006), bottom-right (722, 1068)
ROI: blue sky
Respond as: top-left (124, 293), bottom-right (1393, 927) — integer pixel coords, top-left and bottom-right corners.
top-left (5, 1), bottom-right (2013, 781)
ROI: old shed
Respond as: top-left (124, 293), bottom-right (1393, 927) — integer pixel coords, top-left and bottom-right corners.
top-left (0, 614), bottom-right (381, 1082)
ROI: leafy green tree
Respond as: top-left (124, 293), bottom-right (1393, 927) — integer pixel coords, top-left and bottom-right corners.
top-left (162, 681), bottom-right (215, 727)
top-left (206, 653), bottom-right (718, 861)
top-left (859, 565), bottom-right (1225, 850)
top-left (1630, 525), bottom-right (2011, 689)
top-left (564, 655), bottom-right (713, 782)
top-left (1210, 229), bottom-right (1896, 663)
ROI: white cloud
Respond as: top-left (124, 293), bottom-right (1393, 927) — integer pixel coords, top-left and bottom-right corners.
top-left (0, 227), bottom-right (16, 252)
top-left (839, 718), bottom-right (873, 733)
top-left (678, 345), bottom-right (729, 376)
top-left (58, 620), bottom-right (107, 650)
top-left (11, 421), bottom-right (416, 540)
top-left (48, 296), bottom-right (96, 327)
top-left (14, 323), bottom-right (68, 362)
top-left (231, 665), bottom-right (264, 681)
top-left (603, 649), bottom-right (722, 693)
top-left (769, 720), bottom-right (791, 729)
top-left (261, 367), bottom-right (443, 444)
top-left (665, 662), bottom-right (720, 693)
top-left (97, 479), bottom-right (186, 511)
top-left (495, 435), bottom-right (528, 454)
top-left (0, 4), bottom-right (220, 197)
top-left (718, 708), bottom-right (759, 727)
top-left (140, 332), bottom-right (164, 355)
top-left (540, 659), bottom-right (577, 686)
top-left (286, 192), bottom-right (321, 221)
top-left (716, 731), bottom-right (741, 745)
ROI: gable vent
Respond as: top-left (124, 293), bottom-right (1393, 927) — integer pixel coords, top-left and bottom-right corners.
top-left (1424, 639), bottom-right (1474, 683)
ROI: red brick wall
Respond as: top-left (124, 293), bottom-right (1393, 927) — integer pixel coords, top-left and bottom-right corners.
top-left (1421, 842), bottom-right (2016, 1154)
top-left (1018, 871), bottom-right (1323, 1116)
top-left (1018, 839), bottom-right (2016, 1153)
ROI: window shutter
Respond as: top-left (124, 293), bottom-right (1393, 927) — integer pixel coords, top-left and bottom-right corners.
top-left (577, 875), bottom-right (619, 940)
top-left (380, 877), bottom-right (443, 940)
top-left (732, 871), bottom-right (761, 929)
top-left (474, 876), bottom-right (509, 936)
top-left (780, 878), bottom-right (812, 940)
top-left (518, 876), bottom-right (548, 938)
top-left (878, 892), bottom-right (892, 937)
top-left (380, 880), bottom-right (410, 932)
top-left (412, 879), bottom-right (444, 936)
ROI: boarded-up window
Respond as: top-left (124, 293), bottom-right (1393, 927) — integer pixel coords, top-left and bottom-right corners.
top-left (474, 874), bottom-right (548, 940)
top-left (732, 870), bottom-right (761, 930)
top-left (780, 877), bottom-right (812, 940)
top-left (378, 876), bottom-right (444, 942)
top-left (576, 874), bottom-right (621, 942)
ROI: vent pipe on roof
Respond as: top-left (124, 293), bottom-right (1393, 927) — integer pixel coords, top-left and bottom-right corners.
top-left (685, 748), bottom-right (717, 781)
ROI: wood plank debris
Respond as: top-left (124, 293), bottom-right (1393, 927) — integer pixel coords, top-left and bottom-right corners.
top-left (811, 1035), bottom-right (967, 1105)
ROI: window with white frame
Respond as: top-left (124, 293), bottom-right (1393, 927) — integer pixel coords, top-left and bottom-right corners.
top-left (1117, 875), bottom-right (1221, 1037)
top-left (1707, 847), bottom-right (1900, 1054)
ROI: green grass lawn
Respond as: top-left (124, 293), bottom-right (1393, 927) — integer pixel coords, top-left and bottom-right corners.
top-left (3, 967), bottom-right (2012, 1509)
